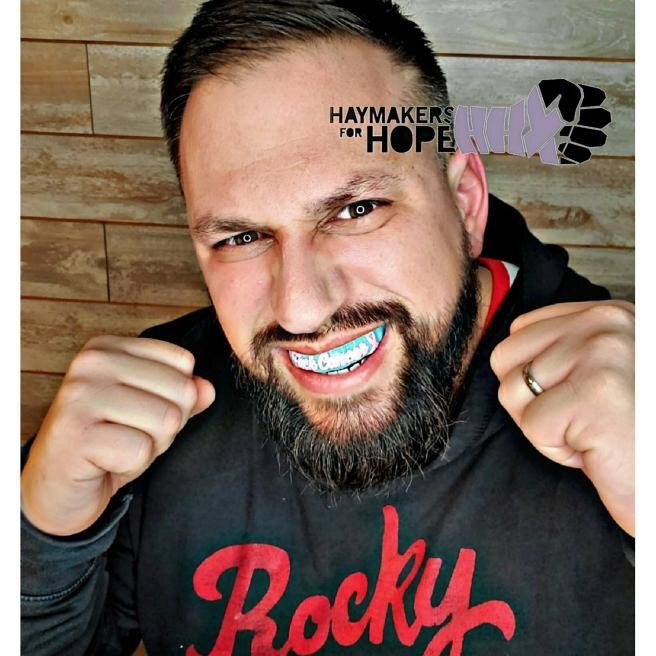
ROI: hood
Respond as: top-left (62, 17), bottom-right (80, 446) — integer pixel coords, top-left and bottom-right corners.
top-left (434, 193), bottom-right (611, 468)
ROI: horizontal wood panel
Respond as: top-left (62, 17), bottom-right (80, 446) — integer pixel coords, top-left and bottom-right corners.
top-left (21, 219), bottom-right (108, 300)
top-left (88, 45), bottom-right (165, 137)
top-left (414, 0), bottom-right (633, 59)
top-left (20, 0), bottom-right (198, 44)
top-left (106, 224), bottom-right (208, 305)
top-left (86, 47), bottom-right (634, 156)
top-left (441, 58), bottom-right (634, 157)
top-left (21, 41), bottom-right (92, 133)
top-left (21, 0), bottom-right (633, 58)
top-left (22, 300), bottom-right (202, 373)
top-left (21, 134), bottom-right (185, 224)
top-left (486, 156), bottom-right (634, 247)
top-left (21, 373), bottom-right (63, 442)
top-left (565, 246), bottom-right (634, 301)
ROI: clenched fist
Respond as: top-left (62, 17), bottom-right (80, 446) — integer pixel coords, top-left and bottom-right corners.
top-left (490, 300), bottom-right (634, 536)
top-left (21, 336), bottom-right (216, 537)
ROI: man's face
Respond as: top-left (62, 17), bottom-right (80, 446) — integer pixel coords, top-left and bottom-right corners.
top-left (179, 38), bottom-right (487, 490)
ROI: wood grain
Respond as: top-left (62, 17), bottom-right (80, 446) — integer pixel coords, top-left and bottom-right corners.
top-left (412, 0), bottom-right (634, 58)
top-left (21, 219), bottom-right (108, 300)
top-left (21, 300), bottom-right (203, 373)
top-left (21, 372), bottom-right (63, 442)
top-left (440, 58), bottom-right (634, 157)
top-left (85, 47), bottom-right (634, 157)
top-left (21, 0), bottom-right (198, 44)
top-left (21, 134), bottom-right (185, 224)
top-left (486, 155), bottom-right (634, 247)
top-left (21, 41), bottom-right (92, 133)
top-left (88, 45), bottom-right (166, 137)
top-left (565, 246), bottom-right (634, 301)
top-left (21, 0), bottom-right (633, 58)
top-left (106, 224), bottom-right (208, 306)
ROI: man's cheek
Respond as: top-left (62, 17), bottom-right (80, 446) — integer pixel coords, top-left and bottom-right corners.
top-left (341, 238), bottom-right (443, 306)
top-left (210, 293), bottom-right (265, 365)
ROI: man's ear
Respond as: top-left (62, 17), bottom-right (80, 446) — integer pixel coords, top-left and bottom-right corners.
top-left (446, 150), bottom-right (488, 258)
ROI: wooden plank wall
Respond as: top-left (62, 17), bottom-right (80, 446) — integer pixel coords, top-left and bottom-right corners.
top-left (20, 0), bottom-right (636, 437)
top-left (19, 2), bottom-right (634, 653)
top-left (21, 3), bottom-right (634, 455)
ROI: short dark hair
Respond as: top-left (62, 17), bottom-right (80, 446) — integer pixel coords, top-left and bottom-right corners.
top-left (161, 0), bottom-right (450, 182)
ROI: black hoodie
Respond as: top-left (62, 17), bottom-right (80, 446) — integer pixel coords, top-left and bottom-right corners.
top-left (21, 195), bottom-right (634, 656)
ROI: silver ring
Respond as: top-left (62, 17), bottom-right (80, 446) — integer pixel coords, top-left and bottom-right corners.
top-left (522, 361), bottom-right (544, 396)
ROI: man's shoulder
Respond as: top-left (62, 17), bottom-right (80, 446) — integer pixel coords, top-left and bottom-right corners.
top-left (139, 306), bottom-right (217, 344)
top-left (138, 306), bottom-right (230, 380)
top-left (485, 194), bottom-right (612, 310)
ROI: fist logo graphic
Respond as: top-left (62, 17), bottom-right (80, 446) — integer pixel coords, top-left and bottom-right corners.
top-left (537, 79), bottom-right (611, 164)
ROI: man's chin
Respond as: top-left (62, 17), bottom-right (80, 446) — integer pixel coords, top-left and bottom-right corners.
top-left (293, 385), bottom-right (402, 443)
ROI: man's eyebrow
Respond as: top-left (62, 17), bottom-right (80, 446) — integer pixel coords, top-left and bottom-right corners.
top-left (190, 216), bottom-right (264, 240)
top-left (190, 172), bottom-right (404, 239)
top-left (308, 172), bottom-right (404, 217)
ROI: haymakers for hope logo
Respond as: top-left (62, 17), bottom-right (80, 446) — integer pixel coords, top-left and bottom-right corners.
top-left (331, 79), bottom-right (611, 165)
top-left (186, 506), bottom-right (516, 656)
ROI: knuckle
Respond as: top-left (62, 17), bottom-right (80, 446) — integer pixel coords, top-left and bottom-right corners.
top-left (613, 299), bottom-right (635, 316)
top-left (585, 303), bottom-right (635, 331)
top-left (103, 431), bottom-right (152, 476)
top-left (161, 402), bottom-right (183, 437)
top-left (83, 335), bottom-right (116, 351)
top-left (497, 381), bottom-right (510, 407)
top-left (489, 345), bottom-right (502, 373)
top-left (70, 347), bottom-right (107, 374)
top-left (125, 432), bottom-right (153, 473)
top-left (588, 367), bottom-right (623, 400)
top-left (83, 335), bottom-right (103, 350)
top-left (518, 411), bottom-right (538, 442)
top-left (586, 331), bottom-right (634, 363)
top-left (182, 377), bottom-right (198, 410)
top-left (509, 316), bottom-right (522, 333)
top-left (177, 349), bottom-right (196, 373)
top-left (57, 378), bottom-right (90, 405)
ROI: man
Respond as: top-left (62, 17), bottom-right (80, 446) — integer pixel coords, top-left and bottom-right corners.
top-left (21, 1), bottom-right (634, 654)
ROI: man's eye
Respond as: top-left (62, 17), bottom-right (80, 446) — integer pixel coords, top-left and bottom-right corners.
top-left (213, 230), bottom-right (262, 249)
top-left (336, 200), bottom-right (379, 220)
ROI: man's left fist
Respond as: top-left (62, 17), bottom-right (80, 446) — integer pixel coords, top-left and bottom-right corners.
top-left (490, 300), bottom-right (635, 536)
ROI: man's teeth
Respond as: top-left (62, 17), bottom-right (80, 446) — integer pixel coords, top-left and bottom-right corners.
top-left (289, 325), bottom-right (386, 375)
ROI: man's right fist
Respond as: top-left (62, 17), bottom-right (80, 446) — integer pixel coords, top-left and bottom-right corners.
top-left (20, 336), bottom-right (215, 537)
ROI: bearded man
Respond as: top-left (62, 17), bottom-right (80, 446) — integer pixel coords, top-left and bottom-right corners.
top-left (21, 1), bottom-right (634, 654)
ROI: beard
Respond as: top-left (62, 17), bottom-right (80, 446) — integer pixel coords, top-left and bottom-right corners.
top-left (234, 247), bottom-right (481, 495)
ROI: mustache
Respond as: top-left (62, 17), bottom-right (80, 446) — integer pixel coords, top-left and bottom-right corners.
top-left (251, 300), bottom-right (414, 361)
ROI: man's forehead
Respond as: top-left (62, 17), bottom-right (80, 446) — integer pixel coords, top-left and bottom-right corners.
top-left (178, 37), bottom-right (418, 179)
top-left (178, 36), bottom-right (431, 226)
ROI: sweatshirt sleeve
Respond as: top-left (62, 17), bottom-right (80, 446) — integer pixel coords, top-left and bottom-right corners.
top-left (21, 440), bottom-right (143, 656)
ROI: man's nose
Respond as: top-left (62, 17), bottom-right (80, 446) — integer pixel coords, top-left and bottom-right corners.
top-left (270, 238), bottom-right (346, 335)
